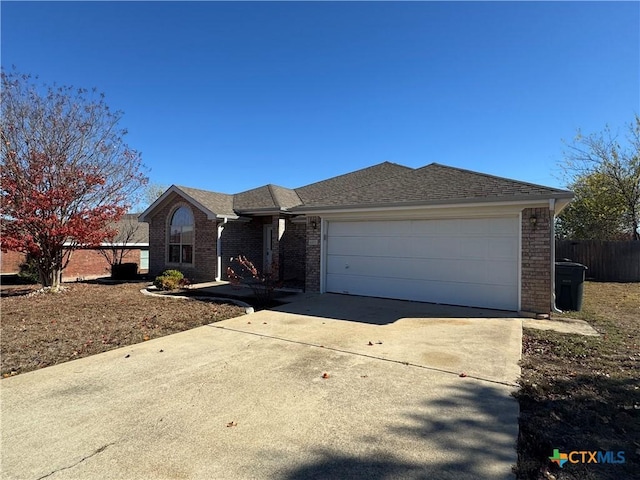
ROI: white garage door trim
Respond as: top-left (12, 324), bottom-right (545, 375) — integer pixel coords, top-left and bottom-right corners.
top-left (322, 216), bottom-right (521, 311)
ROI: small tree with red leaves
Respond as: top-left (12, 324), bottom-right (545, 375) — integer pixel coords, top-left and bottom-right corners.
top-left (227, 255), bottom-right (281, 306)
top-left (1, 69), bottom-right (148, 288)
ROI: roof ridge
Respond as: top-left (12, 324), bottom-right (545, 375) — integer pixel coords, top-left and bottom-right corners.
top-left (295, 161), bottom-right (412, 190)
top-left (177, 184), bottom-right (233, 196)
top-left (266, 184), bottom-right (278, 208)
top-left (268, 183), bottom-right (303, 208)
top-left (426, 163), bottom-right (571, 193)
top-left (314, 162), bottom-right (416, 197)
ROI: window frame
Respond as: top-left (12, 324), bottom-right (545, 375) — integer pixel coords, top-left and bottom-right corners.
top-left (167, 205), bottom-right (195, 265)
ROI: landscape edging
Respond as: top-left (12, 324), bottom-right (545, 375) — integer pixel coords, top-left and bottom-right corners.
top-left (140, 287), bottom-right (254, 314)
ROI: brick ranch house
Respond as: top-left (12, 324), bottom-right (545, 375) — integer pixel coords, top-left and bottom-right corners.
top-left (140, 162), bottom-right (573, 315)
top-left (1, 214), bottom-right (149, 281)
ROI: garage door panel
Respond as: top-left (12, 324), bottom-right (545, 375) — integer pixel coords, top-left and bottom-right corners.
top-left (325, 217), bottom-right (519, 311)
top-left (326, 273), bottom-right (517, 310)
top-left (328, 255), bottom-right (461, 283)
top-left (459, 218), bottom-right (489, 235)
top-left (328, 236), bottom-right (419, 257)
top-left (409, 220), bottom-right (432, 236)
top-left (327, 236), bottom-right (389, 256)
top-left (329, 220), bottom-right (411, 236)
top-left (438, 219), bottom-right (466, 235)
top-left (488, 237), bottom-right (519, 260)
top-left (490, 217), bottom-right (520, 235)
top-left (459, 237), bottom-right (489, 259)
top-left (412, 237), bottom-right (462, 259)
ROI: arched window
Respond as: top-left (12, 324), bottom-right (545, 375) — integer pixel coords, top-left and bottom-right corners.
top-left (169, 206), bottom-right (194, 264)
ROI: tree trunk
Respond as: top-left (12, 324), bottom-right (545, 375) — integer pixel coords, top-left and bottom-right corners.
top-left (38, 265), bottom-right (61, 289)
top-left (36, 248), bottom-right (65, 289)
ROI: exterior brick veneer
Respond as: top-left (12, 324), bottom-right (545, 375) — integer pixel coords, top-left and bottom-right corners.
top-left (1, 250), bottom-right (25, 274)
top-left (1, 248), bottom-right (147, 280)
top-left (220, 218), bottom-right (264, 279)
top-left (305, 216), bottom-right (321, 292)
top-left (521, 207), bottom-right (552, 314)
top-left (148, 195), bottom-right (217, 282)
top-left (281, 220), bottom-right (306, 283)
top-left (149, 199), bottom-right (310, 286)
top-left (63, 248), bottom-right (147, 281)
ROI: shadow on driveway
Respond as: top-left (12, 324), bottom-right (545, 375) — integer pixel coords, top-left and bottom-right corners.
top-left (283, 381), bottom-right (518, 480)
top-left (272, 293), bottom-right (519, 325)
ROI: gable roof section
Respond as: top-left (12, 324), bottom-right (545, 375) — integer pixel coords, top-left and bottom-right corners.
top-left (112, 214), bottom-right (149, 243)
top-left (233, 184), bottom-right (302, 212)
top-left (139, 185), bottom-right (235, 222)
top-left (294, 163), bottom-right (573, 210)
top-left (177, 185), bottom-right (236, 217)
top-left (295, 161), bottom-right (413, 205)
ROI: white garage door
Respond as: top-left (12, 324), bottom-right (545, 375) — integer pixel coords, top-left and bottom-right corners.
top-left (325, 217), bottom-right (519, 310)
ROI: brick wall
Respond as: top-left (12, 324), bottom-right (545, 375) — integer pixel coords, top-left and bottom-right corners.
top-left (146, 201), bottom-right (311, 287)
top-left (281, 219), bottom-right (306, 284)
top-left (1, 250), bottom-right (26, 274)
top-left (1, 248), bottom-right (146, 280)
top-left (63, 248), bottom-right (146, 281)
top-left (220, 218), bottom-right (265, 279)
top-left (305, 216), bottom-right (321, 292)
top-left (147, 196), bottom-right (217, 282)
top-left (521, 207), bottom-right (552, 314)
top-left (148, 200), bottom-right (170, 278)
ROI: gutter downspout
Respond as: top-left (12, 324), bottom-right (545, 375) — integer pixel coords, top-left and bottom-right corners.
top-left (215, 218), bottom-right (228, 281)
top-left (550, 199), bottom-right (563, 314)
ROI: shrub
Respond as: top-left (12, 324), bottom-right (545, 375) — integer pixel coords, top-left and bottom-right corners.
top-left (227, 255), bottom-right (281, 306)
top-left (17, 258), bottom-right (39, 284)
top-left (153, 269), bottom-right (188, 291)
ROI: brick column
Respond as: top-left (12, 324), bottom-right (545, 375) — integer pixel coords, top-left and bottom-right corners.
top-left (305, 216), bottom-right (321, 292)
top-left (521, 207), bottom-right (552, 315)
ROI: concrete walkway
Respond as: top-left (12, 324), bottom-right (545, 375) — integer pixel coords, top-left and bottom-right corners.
top-left (1, 294), bottom-right (522, 479)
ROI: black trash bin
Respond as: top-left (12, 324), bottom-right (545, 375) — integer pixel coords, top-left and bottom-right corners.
top-left (555, 261), bottom-right (588, 311)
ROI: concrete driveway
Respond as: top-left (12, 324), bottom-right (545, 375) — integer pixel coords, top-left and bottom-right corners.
top-left (1, 294), bottom-right (522, 480)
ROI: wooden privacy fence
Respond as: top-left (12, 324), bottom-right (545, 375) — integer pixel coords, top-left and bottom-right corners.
top-left (555, 240), bottom-right (640, 282)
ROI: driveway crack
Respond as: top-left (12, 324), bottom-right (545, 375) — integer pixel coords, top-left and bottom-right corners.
top-left (35, 442), bottom-right (115, 480)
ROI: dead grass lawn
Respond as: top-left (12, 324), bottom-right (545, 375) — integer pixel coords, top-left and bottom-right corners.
top-left (516, 282), bottom-right (639, 479)
top-left (1, 281), bottom-right (246, 377)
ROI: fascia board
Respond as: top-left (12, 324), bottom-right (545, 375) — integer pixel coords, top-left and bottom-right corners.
top-left (294, 197), bottom-right (567, 217)
top-left (234, 207), bottom-right (292, 215)
top-left (138, 185), bottom-right (181, 222)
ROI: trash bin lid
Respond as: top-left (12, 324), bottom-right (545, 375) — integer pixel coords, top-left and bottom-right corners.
top-left (555, 261), bottom-right (588, 270)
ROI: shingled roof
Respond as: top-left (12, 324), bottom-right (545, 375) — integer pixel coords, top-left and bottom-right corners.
top-left (295, 162), bottom-right (413, 205)
top-left (141, 162), bottom-right (572, 220)
top-left (233, 184), bottom-right (302, 212)
top-left (111, 214), bottom-right (149, 243)
top-left (294, 163), bottom-right (573, 209)
top-left (174, 186), bottom-right (235, 217)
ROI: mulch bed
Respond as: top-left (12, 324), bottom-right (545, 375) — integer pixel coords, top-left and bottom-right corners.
top-left (1, 280), bottom-right (246, 377)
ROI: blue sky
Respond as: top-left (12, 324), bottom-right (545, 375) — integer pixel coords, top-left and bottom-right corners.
top-left (2, 1), bottom-right (638, 197)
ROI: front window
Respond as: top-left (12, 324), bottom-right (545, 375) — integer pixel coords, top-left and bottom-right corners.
top-left (169, 207), bottom-right (194, 264)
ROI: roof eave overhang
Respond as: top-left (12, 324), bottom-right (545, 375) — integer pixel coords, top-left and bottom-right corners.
top-left (291, 194), bottom-right (574, 215)
top-left (234, 207), bottom-right (297, 216)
